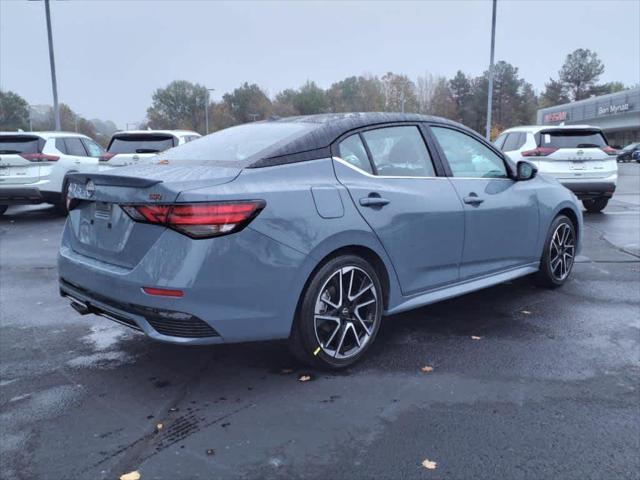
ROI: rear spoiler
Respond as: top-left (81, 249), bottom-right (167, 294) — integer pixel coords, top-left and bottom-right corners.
top-left (67, 172), bottom-right (162, 188)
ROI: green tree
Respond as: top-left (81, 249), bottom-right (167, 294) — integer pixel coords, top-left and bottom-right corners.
top-left (0, 90), bottom-right (30, 130)
top-left (292, 81), bottom-right (327, 115)
top-left (223, 83), bottom-right (272, 123)
top-left (327, 75), bottom-right (385, 112)
top-left (147, 80), bottom-right (208, 132)
top-left (272, 89), bottom-right (299, 117)
top-left (449, 71), bottom-right (473, 124)
top-left (540, 78), bottom-right (569, 108)
top-left (381, 72), bottom-right (418, 112)
top-left (429, 78), bottom-right (457, 120)
top-left (587, 81), bottom-right (626, 97)
top-left (559, 48), bottom-right (605, 101)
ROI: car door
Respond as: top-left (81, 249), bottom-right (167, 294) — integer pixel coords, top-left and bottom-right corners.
top-left (428, 125), bottom-right (539, 280)
top-left (332, 124), bottom-right (464, 296)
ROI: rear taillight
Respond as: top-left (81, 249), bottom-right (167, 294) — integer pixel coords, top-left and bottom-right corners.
top-left (600, 146), bottom-right (618, 156)
top-left (99, 152), bottom-right (116, 162)
top-left (19, 153), bottom-right (59, 162)
top-left (521, 147), bottom-right (558, 157)
top-left (121, 201), bottom-right (265, 238)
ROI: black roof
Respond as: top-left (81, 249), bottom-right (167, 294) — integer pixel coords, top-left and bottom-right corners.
top-left (250, 112), bottom-right (464, 168)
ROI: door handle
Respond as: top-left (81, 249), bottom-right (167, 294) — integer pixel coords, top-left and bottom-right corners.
top-left (463, 195), bottom-right (484, 206)
top-left (359, 197), bottom-right (390, 207)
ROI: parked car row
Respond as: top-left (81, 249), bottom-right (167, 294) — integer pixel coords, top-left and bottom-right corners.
top-left (0, 129), bottom-right (200, 215)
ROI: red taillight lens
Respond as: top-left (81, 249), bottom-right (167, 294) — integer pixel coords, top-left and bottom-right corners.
top-left (600, 146), bottom-right (617, 156)
top-left (122, 201), bottom-right (265, 238)
top-left (521, 147), bottom-right (558, 157)
top-left (19, 153), bottom-right (59, 162)
top-left (99, 152), bottom-right (115, 162)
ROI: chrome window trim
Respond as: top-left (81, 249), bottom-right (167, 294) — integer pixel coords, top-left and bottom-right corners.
top-left (332, 156), bottom-right (514, 181)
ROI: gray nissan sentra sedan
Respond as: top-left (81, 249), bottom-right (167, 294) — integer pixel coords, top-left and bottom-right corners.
top-left (59, 113), bottom-right (582, 368)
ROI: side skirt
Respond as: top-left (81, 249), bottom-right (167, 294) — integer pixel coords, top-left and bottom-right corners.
top-left (386, 263), bottom-right (539, 315)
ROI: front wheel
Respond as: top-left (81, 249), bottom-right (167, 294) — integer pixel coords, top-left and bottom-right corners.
top-left (582, 198), bottom-right (608, 213)
top-left (534, 215), bottom-right (576, 288)
top-left (289, 255), bottom-right (384, 369)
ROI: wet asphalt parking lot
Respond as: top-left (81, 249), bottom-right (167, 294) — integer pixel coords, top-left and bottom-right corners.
top-left (1, 164), bottom-right (639, 480)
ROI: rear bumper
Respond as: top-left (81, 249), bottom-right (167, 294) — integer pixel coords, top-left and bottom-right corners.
top-left (0, 187), bottom-right (45, 205)
top-left (57, 223), bottom-right (308, 345)
top-left (557, 176), bottom-right (617, 200)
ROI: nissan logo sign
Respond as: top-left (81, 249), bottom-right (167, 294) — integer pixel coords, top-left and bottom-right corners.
top-left (85, 179), bottom-right (96, 197)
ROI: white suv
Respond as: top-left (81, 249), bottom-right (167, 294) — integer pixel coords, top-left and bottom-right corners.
top-left (0, 131), bottom-right (104, 216)
top-left (495, 125), bottom-right (618, 213)
top-left (98, 130), bottom-right (200, 169)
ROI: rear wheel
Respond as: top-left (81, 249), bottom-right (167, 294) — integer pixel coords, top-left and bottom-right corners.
top-left (534, 215), bottom-right (576, 288)
top-left (582, 198), bottom-right (608, 213)
top-left (289, 255), bottom-right (383, 369)
top-left (56, 178), bottom-right (71, 215)
top-left (0, 205), bottom-right (7, 216)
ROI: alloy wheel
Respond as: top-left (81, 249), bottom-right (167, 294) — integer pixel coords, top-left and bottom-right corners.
top-left (549, 223), bottom-right (575, 281)
top-left (313, 266), bottom-right (379, 359)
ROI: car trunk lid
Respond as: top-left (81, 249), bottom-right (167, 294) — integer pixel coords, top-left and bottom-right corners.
top-left (532, 129), bottom-right (616, 179)
top-left (66, 161), bottom-right (241, 268)
top-left (101, 133), bottom-right (177, 168)
top-left (0, 135), bottom-right (48, 185)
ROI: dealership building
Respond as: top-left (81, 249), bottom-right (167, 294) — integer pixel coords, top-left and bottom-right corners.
top-left (537, 87), bottom-right (640, 147)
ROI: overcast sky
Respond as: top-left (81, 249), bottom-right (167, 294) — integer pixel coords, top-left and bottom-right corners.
top-left (2, 0), bottom-right (639, 128)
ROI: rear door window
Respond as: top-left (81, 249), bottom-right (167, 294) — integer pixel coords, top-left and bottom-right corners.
top-left (502, 133), bottom-right (526, 152)
top-left (108, 134), bottom-right (176, 154)
top-left (361, 126), bottom-right (436, 177)
top-left (81, 138), bottom-right (105, 157)
top-left (0, 136), bottom-right (43, 154)
top-left (64, 137), bottom-right (88, 156)
top-left (337, 134), bottom-right (373, 174)
top-left (55, 138), bottom-right (68, 154)
top-left (494, 133), bottom-right (507, 150)
top-left (538, 130), bottom-right (607, 148)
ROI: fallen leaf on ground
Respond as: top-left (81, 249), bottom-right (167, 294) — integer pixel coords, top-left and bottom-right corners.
top-left (155, 423), bottom-right (163, 432)
top-left (298, 374), bottom-right (312, 382)
top-left (421, 459), bottom-right (437, 470)
top-left (120, 471), bottom-right (141, 480)
top-left (280, 368), bottom-right (294, 374)
top-left (206, 448), bottom-right (215, 456)
top-left (521, 310), bottom-right (532, 315)
top-left (420, 365), bottom-right (434, 373)
top-left (471, 336), bottom-right (482, 340)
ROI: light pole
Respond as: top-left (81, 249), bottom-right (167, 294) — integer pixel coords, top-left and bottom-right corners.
top-left (485, 0), bottom-right (497, 140)
top-left (44, 0), bottom-right (61, 131)
top-left (205, 88), bottom-right (214, 134)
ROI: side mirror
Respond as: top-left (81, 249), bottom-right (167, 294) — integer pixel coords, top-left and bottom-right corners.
top-left (517, 160), bottom-right (537, 181)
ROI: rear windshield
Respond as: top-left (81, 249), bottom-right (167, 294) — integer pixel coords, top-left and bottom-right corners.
top-left (538, 130), bottom-right (607, 149)
top-left (108, 134), bottom-right (176, 154)
top-left (159, 122), bottom-right (316, 166)
top-left (0, 136), bottom-right (43, 154)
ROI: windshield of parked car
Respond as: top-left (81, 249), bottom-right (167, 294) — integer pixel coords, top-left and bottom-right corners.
top-left (622, 143), bottom-right (639, 151)
top-left (158, 122), bottom-right (316, 165)
top-left (108, 134), bottom-right (176, 154)
top-left (538, 130), bottom-right (607, 149)
top-left (0, 136), bottom-right (42, 154)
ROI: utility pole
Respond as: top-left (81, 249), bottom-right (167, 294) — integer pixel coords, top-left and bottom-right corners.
top-left (44, 0), bottom-right (61, 131)
top-left (485, 0), bottom-right (497, 140)
top-left (205, 88), bottom-right (214, 134)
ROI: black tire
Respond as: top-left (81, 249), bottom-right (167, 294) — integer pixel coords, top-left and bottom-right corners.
top-left (582, 198), bottom-right (608, 213)
top-left (289, 254), bottom-right (384, 370)
top-left (0, 205), bottom-right (7, 216)
top-left (534, 214), bottom-right (576, 289)
top-left (56, 178), bottom-right (71, 215)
